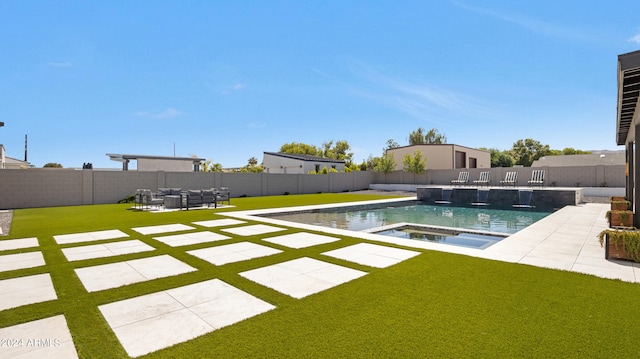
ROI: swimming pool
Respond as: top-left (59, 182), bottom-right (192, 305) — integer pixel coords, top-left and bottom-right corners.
top-left (263, 200), bottom-right (553, 249)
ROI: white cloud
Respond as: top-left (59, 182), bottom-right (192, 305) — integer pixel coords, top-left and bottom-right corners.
top-left (451, 1), bottom-right (592, 42)
top-left (344, 60), bottom-right (495, 123)
top-left (629, 32), bottom-right (640, 44)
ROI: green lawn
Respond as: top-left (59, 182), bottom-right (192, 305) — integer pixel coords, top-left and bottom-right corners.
top-left (1, 193), bottom-right (639, 358)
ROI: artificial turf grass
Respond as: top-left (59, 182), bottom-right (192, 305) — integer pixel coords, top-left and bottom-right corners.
top-left (149, 252), bottom-right (640, 359)
top-left (1, 193), bottom-right (640, 358)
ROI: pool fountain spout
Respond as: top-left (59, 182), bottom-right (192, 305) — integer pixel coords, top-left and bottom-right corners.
top-left (513, 190), bottom-right (534, 208)
top-left (471, 189), bottom-right (490, 206)
top-left (435, 188), bottom-right (453, 204)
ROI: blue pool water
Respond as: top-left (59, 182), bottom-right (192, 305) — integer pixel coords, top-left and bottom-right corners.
top-left (266, 201), bottom-right (553, 249)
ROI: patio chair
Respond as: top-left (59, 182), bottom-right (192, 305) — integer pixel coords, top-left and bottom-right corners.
top-left (500, 172), bottom-right (517, 186)
top-left (451, 172), bottom-right (469, 186)
top-left (184, 189), bottom-right (203, 210)
top-left (134, 189), bottom-right (144, 209)
top-left (141, 189), bottom-right (164, 210)
top-left (201, 189), bottom-right (217, 208)
top-left (528, 170), bottom-right (545, 187)
top-left (472, 171), bottom-right (490, 186)
top-left (216, 187), bottom-right (230, 205)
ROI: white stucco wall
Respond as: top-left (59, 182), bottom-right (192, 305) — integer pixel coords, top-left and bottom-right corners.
top-left (137, 158), bottom-right (194, 172)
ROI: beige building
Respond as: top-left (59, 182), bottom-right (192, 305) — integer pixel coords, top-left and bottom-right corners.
top-left (386, 144), bottom-right (490, 171)
top-left (263, 152), bottom-right (345, 174)
top-left (107, 153), bottom-right (205, 172)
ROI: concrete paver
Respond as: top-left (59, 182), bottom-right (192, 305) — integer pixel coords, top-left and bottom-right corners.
top-left (0, 273), bottom-right (57, 311)
top-left (153, 231), bottom-right (231, 247)
top-left (74, 255), bottom-right (196, 292)
top-left (323, 242), bottom-right (420, 268)
top-left (263, 232), bottom-right (340, 249)
top-left (240, 257), bottom-right (367, 299)
top-left (0, 315), bottom-right (78, 359)
top-left (187, 241), bottom-right (282, 266)
top-left (98, 279), bottom-right (275, 358)
top-left (61, 240), bottom-right (155, 261)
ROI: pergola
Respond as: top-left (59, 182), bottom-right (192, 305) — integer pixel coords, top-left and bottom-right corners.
top-left (617, 50), bottom-right (640, 226)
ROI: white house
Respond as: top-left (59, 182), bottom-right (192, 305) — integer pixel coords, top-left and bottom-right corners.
top-left (263, 152), bottom-right (346, 174)
top-left (0, 145), bottom-right (31, 169)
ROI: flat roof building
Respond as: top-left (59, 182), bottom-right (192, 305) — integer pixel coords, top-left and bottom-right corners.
top-left (106, 153), bottom-right (205, 172)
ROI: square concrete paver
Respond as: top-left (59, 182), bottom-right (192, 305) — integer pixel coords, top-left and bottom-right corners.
top-left (323, 243), bottom-right (421, 268)
top-left (222, 224), bottom-right (286, 237)
top-left (75, 255), bottom-right (196, 292)
top-left (0, 251), bottom-right (46, 272)
top-left (0, 315), bottom-right (79, 359)
top-left (0, 273), bottom-right (57, 311)
top-left (153, 231), bottom-right (231, 247)
top-left (0, 237), bottom-right (39, 251)
top-left (98, 279), bottom-right (275, 358)
top-left (262, 232), bottom-right (340, 249)
top-left (187, 242), bottom-right (282, 266)
top-left (192, 219), bottom-right (246, 228)
top-left (61, 240), bottom-right (155, 261)
top-left (132, 224), bottom-right (195, 235)
top-left (54, 230), bottom-right (129, 245)
top-left (240, 257), bottom-right (367, 299)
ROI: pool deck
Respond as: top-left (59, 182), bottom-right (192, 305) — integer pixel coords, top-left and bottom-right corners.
top-left (224, 199), bottom-right (639, 283)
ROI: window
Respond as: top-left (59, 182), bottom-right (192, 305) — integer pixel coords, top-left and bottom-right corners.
top-left (315, 164), bottom-right (320, 172)
top-left (469, 157), bottom-right (477, 168)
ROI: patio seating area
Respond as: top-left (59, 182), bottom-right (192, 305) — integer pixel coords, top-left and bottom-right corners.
top-left (134, 187), bottom-right (231, 211)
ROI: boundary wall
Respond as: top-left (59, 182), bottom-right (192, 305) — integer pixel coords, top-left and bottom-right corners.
top-left (373, 165), bottom-right (625, 188)
top-left (0, 165), bottom-right (624, 209)
top-left (0, 170), bottom-right (374, 209)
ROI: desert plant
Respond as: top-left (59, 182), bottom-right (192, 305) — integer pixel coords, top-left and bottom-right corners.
top-left (598, 228), bottom-right (640, 262)
top-left (606, 210), bottom-right (634, 227)
top-left (611, 200), bottom-right (631, 211)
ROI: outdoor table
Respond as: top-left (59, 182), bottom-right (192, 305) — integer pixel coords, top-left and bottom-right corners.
top-left (164, 195), bottom-right (181, 209)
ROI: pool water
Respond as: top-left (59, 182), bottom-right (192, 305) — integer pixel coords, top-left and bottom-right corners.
top-left (267, 202), bottom-right (552, 236)
top-left (375, 227), bottom-right (504, 249)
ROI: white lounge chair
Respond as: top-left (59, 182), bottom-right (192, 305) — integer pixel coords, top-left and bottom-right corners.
top-left (500, 172), bottom-right (517, 186)
top-left (528, 170), bottom-right (545, 187)
top-left (473, 171), bottom-right (490, 186)
top-left (451, 171), bottom-right (469, 186)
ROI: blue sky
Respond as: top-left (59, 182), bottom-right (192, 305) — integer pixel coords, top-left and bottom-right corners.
top-left (0, 1), bottom-right (639, 169)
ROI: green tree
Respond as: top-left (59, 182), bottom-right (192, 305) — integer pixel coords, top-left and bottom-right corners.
top-left (480, 148), bottom-right (514, 168)
top-left (374, 153), bottom-right (396, 174)
top-left (384, 139), bottom-right (400, 151)
top-left (280, 142), bottom-right (321, 156)
top-left (43, 163), bottom-right (62, 168)
top-left (241, 156), bottom-right (263, 173)
top-left (321, 140), bottom-right (353, 164)
top-left (200, 159), bottom-right (223, 172)
top-left (402, 150), bottom-right (426, 174)
top-left (511, 139), bottom-right (550, 167)
top-left (561, 147), bottom-right (591, 155)
top-left (409, 127), bottom-right (446, 145)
